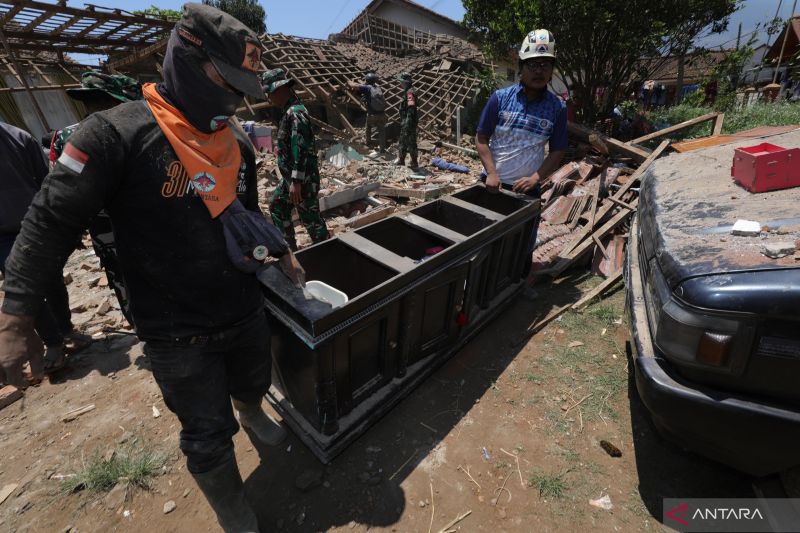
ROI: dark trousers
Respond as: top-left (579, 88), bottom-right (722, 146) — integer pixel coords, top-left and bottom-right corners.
top-left (145, 311), bottom-right (272, 474)
top-left (1, 233), bottom-right (68, 347)
top-left (478, 176), bottom-right (541, 277)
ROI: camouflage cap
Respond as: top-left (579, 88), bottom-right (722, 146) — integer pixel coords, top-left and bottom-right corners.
top-left (261, 68), bottom-right (295, 94)
top-left (396, 72), bottom-right (413, 83)
top-left (65, 71), bottom-right (142, 103)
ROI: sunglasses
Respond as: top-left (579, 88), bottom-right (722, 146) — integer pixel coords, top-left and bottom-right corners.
top-left (523, 60), bottom-right (554, 72)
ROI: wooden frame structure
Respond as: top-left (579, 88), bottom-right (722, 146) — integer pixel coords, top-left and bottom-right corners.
top-left (0, 1), bottom-right (173, 55)
top-left (342, 12), bottom-right (433, 55)
top-left (258, 32), bottom-right (481, 139)
top-left (627, 112), bottom-right (724, 145)
top-left (0, 1), bottom-right (172, 131)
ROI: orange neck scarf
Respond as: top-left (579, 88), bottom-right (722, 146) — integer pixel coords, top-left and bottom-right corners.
top-left (143, 83), bottom-right (240, 218)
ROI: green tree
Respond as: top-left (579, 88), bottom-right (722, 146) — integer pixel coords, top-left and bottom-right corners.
top-left (133, 5), bottom-right (181, 20)
top-left (462, 0), bottom-right (740, 122)
top-left (202, 0), bottom-right (267, 35)
top-left (668, 3), bottom-right (738, 104)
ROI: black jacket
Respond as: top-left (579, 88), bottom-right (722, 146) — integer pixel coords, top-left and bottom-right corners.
top-left (0, 122), bottom-right (48, 234)
top-left (1, 101), bottom-right (264, 341)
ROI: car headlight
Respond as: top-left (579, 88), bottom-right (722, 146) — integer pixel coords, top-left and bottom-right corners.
top-left (644, 257), bottom-right (753, 374)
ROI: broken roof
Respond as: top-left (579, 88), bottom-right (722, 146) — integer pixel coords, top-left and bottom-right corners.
top-left (644, 50), bottom-right (730, 84)
top-left (259, 32), bottom-right (481, 139)
top-left (350, 0), bottom-right (464, 34)
top-left (0, 0), bottom-right (173, 55)
top-left (765, 16), bottom-right (800, 62)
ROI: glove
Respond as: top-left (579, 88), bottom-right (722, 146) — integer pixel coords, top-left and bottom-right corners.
top-left (219, 199), bottom-right (289, 273)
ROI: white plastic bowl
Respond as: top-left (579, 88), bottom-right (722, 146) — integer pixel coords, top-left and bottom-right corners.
top-left (305, 280), bottom-right (349, 308)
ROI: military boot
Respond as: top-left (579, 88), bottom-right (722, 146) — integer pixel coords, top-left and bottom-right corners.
top-left (233, 399), bottom-right (287, 446)
top-left (192, 459), bottom-right (259, 533)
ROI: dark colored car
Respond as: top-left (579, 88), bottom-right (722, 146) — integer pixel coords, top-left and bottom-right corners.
top-left (625, 129), bottom-right (800, 477)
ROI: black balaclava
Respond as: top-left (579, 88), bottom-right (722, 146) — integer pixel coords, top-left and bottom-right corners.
top-left (158, 29), bottom-right (243, 133)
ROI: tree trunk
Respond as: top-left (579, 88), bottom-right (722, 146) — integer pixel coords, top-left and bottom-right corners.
top-left (674, 54), bottom-right (685, 105)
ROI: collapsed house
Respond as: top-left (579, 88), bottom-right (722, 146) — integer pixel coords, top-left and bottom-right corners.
top-left (247, 0), bottom-right (501, 143)
top-left (0, 0), bottom-right (173, 138)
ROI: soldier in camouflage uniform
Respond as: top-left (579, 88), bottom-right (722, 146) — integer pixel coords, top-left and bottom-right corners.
top-left (262, 68), bottom-right (329, 250)
top-left (394, 72), bottom-right (419, 169)
top-left (51, 72), bottom-right (143, 332)
top-left (52, 72), bottom-right (143, 169)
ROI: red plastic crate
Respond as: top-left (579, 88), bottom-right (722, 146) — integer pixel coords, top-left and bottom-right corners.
top-left (731, 143), bottom-right (800, 193)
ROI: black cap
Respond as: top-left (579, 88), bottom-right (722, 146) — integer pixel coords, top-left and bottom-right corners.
top-left (176, 3), bottom-right (264, 99)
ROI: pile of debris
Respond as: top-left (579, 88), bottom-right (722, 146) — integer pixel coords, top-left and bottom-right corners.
top-left (333, 41), bottom-right (438, 79)
top-left (532, 134), bottom-right (668, 299)
top-left (64, 236), bottom-right (130, 337)
top-left (419, 34), bottom-right (487, 64)
top-left (252, 107), bottom-right (670, 295)
top-left (255, 138), bottom-right (482, 248)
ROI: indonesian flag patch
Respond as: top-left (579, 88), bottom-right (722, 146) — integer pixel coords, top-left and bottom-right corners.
top-left (58, 143), bottom-right (89, 174)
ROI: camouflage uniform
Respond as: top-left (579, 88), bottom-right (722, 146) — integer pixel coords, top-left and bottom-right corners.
top-left (49, 124), bottom-right (77, 170)
top-left (397, 74), bottom-right (418, 167)
top-left (269, 94), bottom-right (329, 250)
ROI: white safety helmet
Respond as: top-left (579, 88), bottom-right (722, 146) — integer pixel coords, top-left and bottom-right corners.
top-left (519, 29), bottom-right (556, 60)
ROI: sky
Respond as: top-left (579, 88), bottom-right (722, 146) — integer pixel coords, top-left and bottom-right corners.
top-left (52, 0), bottom-right (799, 65)
top-left (66, 0), bottom-right (465, 64)
top-left (72, 0), bottom-right (465, 38)
top-left (697, 0), bottom-right (798, 49)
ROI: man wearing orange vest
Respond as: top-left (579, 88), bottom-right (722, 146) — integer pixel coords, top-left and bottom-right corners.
top-left (0, 4), bottom-right (303, 531)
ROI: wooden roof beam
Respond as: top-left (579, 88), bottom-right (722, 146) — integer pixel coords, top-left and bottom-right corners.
top-left (20, 9), bottom-right (54, 31)
top-left (3, 0), bottom-right (173, 28)
top-left (3, 29), bottom-right (165, 49)
top-left (0, 4), bottom-right (24, 24)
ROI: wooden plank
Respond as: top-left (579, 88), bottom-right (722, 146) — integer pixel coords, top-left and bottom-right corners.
top-left (61, 404), bottom-right (96, 422)
top-left (319, 182), bottom-right (380, 211)
top-left (568, 122), bottom-right (649, 163)
top-left (671, 125), bottom-right (800, 152)
top-left (712, 113), bottom-right (725, 136)
top-left (560, 140), bottom-right (669, 255)
top-left (542, 199), bottom-right (638, 277)
top-left (571, 269), bottom-right (623, 311)
top-left (607, 195), bottom-right (636, 211)
top-left (0, 385), bottom-right (23, 411)
top-left (0, 4), bottom-right (24, 24)
top-left (376, 185), bottom-right (453, 200)
top-left (0, 83), bottom-right (81, 93)
top-left (592, 234), bottom-right (609, 259)
top-left (525, 301), bottom-right (574, 335)
top-left (629, 112), bottom-right (719, 145)
top-left (26, 60), bottom-right (54, 86)
top-left (344, 205), bottom-right (395, 228)
top-left (6, 0), bottom-right (174, 26)
top-left (57, 62), bottom-right (81, 83)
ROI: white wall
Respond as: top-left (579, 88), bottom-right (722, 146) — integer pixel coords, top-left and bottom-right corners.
top-left (373, 2), bottom-right (467, 38)
top-left (741, 45), bottom-right (776, 85)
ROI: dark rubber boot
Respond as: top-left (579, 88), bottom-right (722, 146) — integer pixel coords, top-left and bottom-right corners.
top-left (233, 399), bottom-right (287, 446)
top-left (192, 459), bottom-right (260, 533)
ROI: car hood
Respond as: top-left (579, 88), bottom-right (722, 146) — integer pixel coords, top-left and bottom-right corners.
top-left (674, 269), bottom-right (800, 316)
top-left (637, 133), bottom-right (800, 295)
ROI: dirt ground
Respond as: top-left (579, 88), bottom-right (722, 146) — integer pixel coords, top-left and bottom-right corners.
top-left (0, 262), bottom-right (755, 532)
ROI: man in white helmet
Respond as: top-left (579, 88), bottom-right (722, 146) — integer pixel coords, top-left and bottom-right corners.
top-left (475, 29), bottom-right (567, 279)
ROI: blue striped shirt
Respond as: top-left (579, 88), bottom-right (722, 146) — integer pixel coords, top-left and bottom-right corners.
top-left (477, 84), bottom-right (567, 185)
